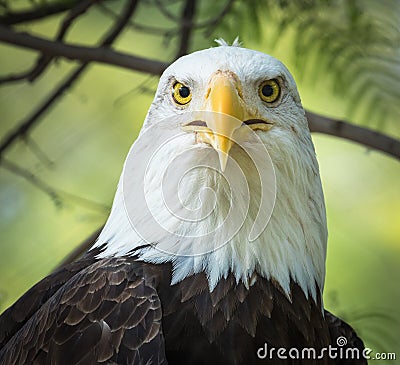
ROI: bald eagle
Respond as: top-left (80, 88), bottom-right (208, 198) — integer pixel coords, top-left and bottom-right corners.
top-left (0, 42), bottom-right (366, 364)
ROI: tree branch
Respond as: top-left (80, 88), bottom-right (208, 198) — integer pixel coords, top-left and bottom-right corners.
top-left (27, 0), bottom-right (99, 83)
top-left (0, 0), bottom-right (144, 158)
top-left (175, 0), bottom-right (197, 59)
top-left (307, 111), bottom-right (400, 160)
top-left (0, 0), bottom-right (79, 25)
top-left (0, 25), bottom-right (167, 75)
top-left (0, 1), bottom-right (99, 85)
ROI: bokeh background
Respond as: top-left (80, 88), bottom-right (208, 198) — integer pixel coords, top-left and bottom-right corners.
top-left (1, 0), bottom-right (399, 362)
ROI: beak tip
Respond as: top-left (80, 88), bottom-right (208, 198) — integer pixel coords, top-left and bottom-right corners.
top-left (218, 151), bottom-right (229, 172)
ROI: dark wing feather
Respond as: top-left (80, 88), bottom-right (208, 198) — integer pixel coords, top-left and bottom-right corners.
top-left (0, 247), bottom-right (103, 348)
top-left (325, 310), bottom-right (367, 365)
top-left (0, 257), bottom-right (167, 365)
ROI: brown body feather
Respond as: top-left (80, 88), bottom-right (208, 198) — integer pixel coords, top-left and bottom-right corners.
top-left (0, 248), bottom-right (366, 365)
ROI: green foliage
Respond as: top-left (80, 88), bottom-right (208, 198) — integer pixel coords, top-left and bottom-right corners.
top-left (235, 0), bottom-right (400, 130)
top-left (176, 0), bottom-right (400, 130)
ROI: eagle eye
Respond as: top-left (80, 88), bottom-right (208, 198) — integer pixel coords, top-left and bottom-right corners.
top-left (259, 79), bottom-right (280, 103)
top-left (172, 82), bottom-right (192, 105)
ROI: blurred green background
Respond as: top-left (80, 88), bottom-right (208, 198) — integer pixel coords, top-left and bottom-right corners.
top-left (0, 0), bottom-right (399, 362)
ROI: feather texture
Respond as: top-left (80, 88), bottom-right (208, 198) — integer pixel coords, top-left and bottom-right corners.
top-left (0, 254), bottom-right (366, 364)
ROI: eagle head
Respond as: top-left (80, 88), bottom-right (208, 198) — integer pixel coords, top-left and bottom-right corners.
top-left (95, 41), bottom-right (327, 300)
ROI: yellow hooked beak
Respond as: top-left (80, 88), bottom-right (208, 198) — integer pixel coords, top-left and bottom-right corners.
top-left (204, 72), bottom-right (244, 170)
top-left (182, 71), bottom-right (273, 171)
top-left (191, 71), bottom-right (245, 170)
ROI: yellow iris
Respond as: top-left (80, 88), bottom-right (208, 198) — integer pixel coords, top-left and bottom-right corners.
top-left (259, 79), bottom-right (280, 103)
top-left (172, 82), bottom-right (192, 105)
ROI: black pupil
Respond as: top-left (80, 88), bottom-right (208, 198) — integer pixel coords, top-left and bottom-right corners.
top-left (179, 86), bottom-right (190, 98)
top-left (262, 84), bottom-right (274, 97)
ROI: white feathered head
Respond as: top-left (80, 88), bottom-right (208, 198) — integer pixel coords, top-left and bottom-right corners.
top-left (95, 41), bottom-right (327, 300)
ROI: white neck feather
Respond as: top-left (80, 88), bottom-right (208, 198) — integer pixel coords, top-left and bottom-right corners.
top-left (93, 119), bottom-right (327, 301)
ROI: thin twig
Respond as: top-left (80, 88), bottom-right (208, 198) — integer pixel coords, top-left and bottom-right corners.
top-left (113, 75), bottom-right (157, 107)
top-left (154, 0), bottom-right (181, 22)
top-left (0, 69), bottom-right (36, 84)
top-left (197, 0), bottom-right (234, 28)
top-left (28, 0), bottom-right (98, 83)
top-left (1, 159), bottom-right (62, 207)
top-left (200, 0), bottom-right (234, 37)
top-left (2, 158), bottom-right (109, 213)
top-left (0, 0), bottom-right (79, 25)
top-left (96, 0), bottom-right (139, 47)
top-left (97, 2), bottom-right (173, 36)
top-left (175, 0), bottom-right (197, 59)
top-left (56, 189), bottom-right (110, 213)
top-left (1, 158), bottom-right (110, 213)
top-left (24, 135), bottom-right (54, 168)
top-left (155, 0), bottom-right (233, 33)
top-left (54, 225), bottom-right (105, 270)
top-left (57, 0), bottom-right (97, 41)
top-left (307, 111), bottom-right (400, 160)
